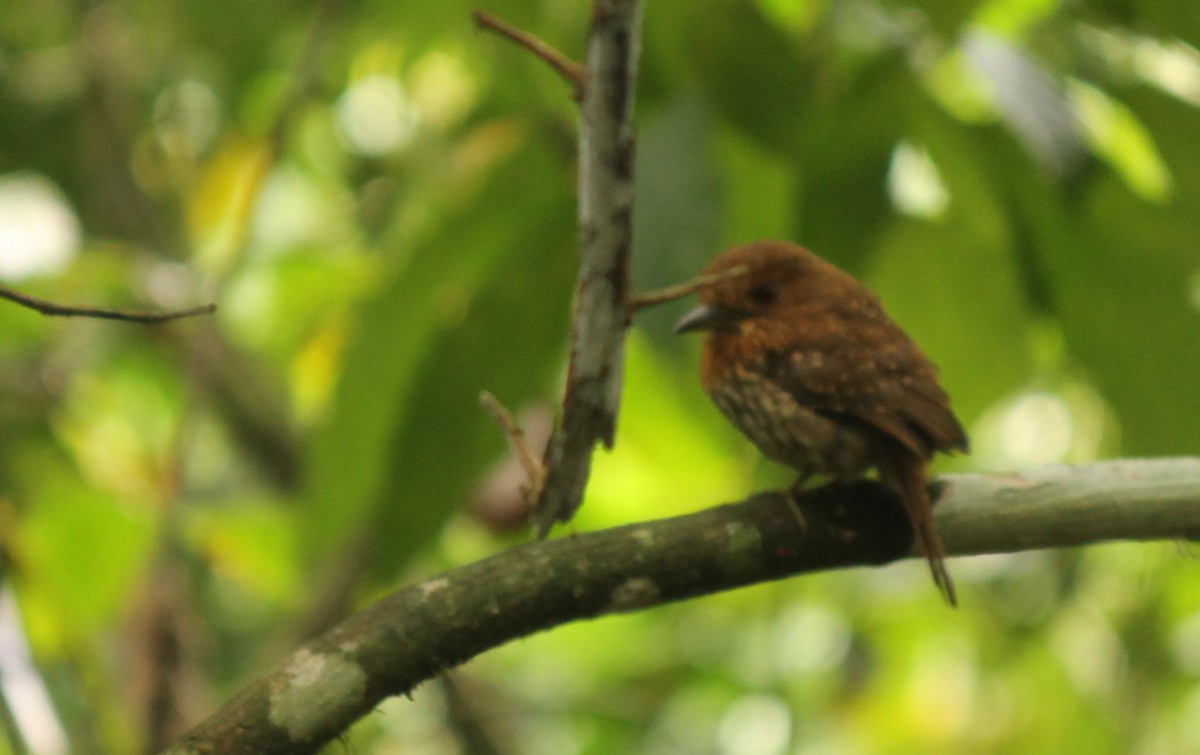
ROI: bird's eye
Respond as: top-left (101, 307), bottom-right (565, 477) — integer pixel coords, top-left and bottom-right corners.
top-left (749, 283), bottom-right (777, 307)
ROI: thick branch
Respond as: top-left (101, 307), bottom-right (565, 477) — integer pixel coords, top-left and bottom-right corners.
top-left (167, 458), bottom-right (1200, 755)
top-left (535, 0), bottom-right (644, 536)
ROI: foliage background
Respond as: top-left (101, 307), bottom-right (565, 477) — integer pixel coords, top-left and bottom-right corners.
top-left (1, 0), bottom-right (1199, 752)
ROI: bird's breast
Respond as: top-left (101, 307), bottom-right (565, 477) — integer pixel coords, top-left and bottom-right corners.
top-left (706, 361), bottom-right (872, 481)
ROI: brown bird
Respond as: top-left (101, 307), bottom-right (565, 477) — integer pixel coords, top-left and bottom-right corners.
top-left (675, 240), bottom-right (968, 606)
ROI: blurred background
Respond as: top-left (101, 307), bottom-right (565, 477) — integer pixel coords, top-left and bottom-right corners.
top-left (1, 0), bottom-right (1199, 752)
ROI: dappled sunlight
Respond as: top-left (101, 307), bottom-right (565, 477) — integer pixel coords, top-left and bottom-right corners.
top-left (152, 80), bottom-right (222, 161)
top-left (1079, 28), bottom-right (1200, 107)
top-left (1183, 685), bottom-right (1200, 750)
top-left (0, 589), bottom-right (68, 755)
top-left (972, 384), bottom-right (1112, 468)
top-left (1051, 606), bottom-right (1126, 700)
top-left (1172, 611), bottom-right (1200, 674)
top-left (772, 603), bottom-right (852, 676)
top-left (906, 636), bottom-right (976, 741)
top-left (2, 0), bottom-right (1199, 751)
top-left (992, 391), bottom-right (1074, 465)
top-left (716, 693), bottom-right (792, 755)
top-left (337, 74), bottom-right (420, 156)
top-left (54, 370), bottom-right (181, 503)
top-left (1070, 80), bottom-right (1174, 203)
top-left (408, 50), bottom-right (477, 129)
top-left (584, 332), bottom-right (751, 528)
top-left (887, 142), bottom-right (950, 219)
top-left (0, 173), bottom-right (78, 280)
top-left (187, 138), bottom-right (273, 275)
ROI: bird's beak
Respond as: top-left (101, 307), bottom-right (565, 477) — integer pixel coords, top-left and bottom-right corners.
top-left (674, 303), bottom-right (745, 334)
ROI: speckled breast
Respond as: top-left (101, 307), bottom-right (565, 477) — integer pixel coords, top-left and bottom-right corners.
top-left (708, 364), bottom-right (873, 483)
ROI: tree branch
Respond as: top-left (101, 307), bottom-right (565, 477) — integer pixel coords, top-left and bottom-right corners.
top-left (628, 265), bottom-right (750, 313)
top-left (166, 458), bottom-right (1200, 755)
top-left (472, 10), bottom-right (585, 99)
top-left (479, 391), bottom-right (545, 504)
top-left (0, 284), bottom-right (215, 324)
top-left (534, 0), bottom-right (644, 536)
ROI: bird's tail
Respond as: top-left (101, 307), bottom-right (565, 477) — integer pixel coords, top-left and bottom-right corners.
top-left (880, 453), bottom-right (957, 607)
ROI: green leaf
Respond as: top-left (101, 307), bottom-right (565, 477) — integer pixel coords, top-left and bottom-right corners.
top-left (794, 56), bottom-right (917, 270)
top-left (19, 467), bottom-right (156, 652)
top-left (686, 0), bottom-right (812, 154)
top-left (365, 190), bottom-right (575, 575)
top-left (1054, 184), bottom-right (1200, 454)
top-left (302, 134), bottom-right (574, 573)
top-left (995, 88), bottom-right (1200, 454)
top-left (632, 91), bottom-right (725, 342)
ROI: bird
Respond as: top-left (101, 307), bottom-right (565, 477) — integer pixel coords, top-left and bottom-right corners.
top-left (674, 240), bottom-right (968, 606)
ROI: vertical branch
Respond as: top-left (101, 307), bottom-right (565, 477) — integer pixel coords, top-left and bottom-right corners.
top-left (534, 0), bottom-right (644, 536)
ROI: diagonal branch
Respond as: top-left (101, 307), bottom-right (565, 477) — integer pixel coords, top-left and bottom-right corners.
top-left (534, 0), bottom-right (644, 537)
top-left (472, 10), bottom-right (585, 99)
top-left (479, 391), bottom-right (546, 503)
top-left (166, 458), bottom-right (1200, 755)
top-left (0, 284), bottom-right (215, 324)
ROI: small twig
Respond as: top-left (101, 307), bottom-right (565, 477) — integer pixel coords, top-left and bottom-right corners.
top-left (0, 284), bottom-right (216, 324)
top-left (628, 265), bottom-right (750, 313)
top-left (472, 9), bottom-right (585, 100)
top-left (480, 391), bottom-right (546, 502)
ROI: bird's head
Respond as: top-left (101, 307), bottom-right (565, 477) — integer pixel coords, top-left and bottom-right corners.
top-left (674, 241), bottom-right (832, 335)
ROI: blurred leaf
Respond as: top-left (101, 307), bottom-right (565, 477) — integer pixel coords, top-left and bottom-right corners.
top-left (715, 126), bottom-right (797, 249)
top-left (1069, 80), bottom-right (1172, 202)
top-left (974, 0), bottom-right (1063, 39)
top-left (366, 183), bottom-right (575, 575)
top-left (889, 0), bottom-right (979, 39)
top-left (795, 54), bottom-right (916, 269)
top-left (19, 468), bottom-right (156, 652)
top-left (303, 132), bottom-right (574, 573)
top-left (912, 98), bottom-right (1011, 249)
top-left (1081, 0), bottom-right (1200, 50)
top-left (632, 91), bottom-right (724, 341)
top-left (686, 0), bottom-right (813, 154)
top-left (987, 86), bottom-right (1200, 455)
top-left (1054, 190), bottom-right (1200, 455)
top-left (186, 499), bottom-right (299, 605)
top-left (963, 31), bottom-right (1087, 177)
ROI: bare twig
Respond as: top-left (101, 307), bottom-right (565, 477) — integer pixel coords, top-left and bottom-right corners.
top-left (0, 284), bottom-right (215, 324)
top-left (472, 10), bottom-right (585, 100)
top-left (167, 458), bottom-right (1200, 755)
top-left (629, 265), bottom-right (750, 313)
top-left (534, 0), bottom-right (644, 537)
top-left (480, 391), bottom-right (546, 502)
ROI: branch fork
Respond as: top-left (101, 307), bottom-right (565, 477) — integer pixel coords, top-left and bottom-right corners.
top-left (473, 2), bottom-right (644, 536)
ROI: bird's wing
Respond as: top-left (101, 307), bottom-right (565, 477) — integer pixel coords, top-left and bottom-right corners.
top-left (762, 316), bottom-right (968, 457)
